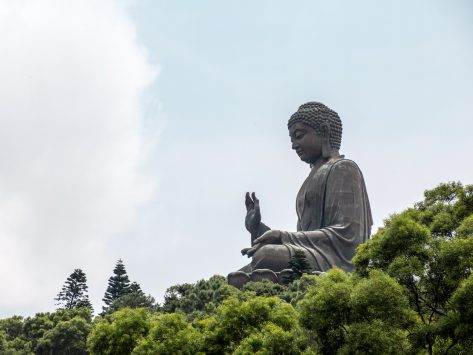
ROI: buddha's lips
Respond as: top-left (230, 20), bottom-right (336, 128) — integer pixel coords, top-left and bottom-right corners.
top-left (296, 150), bottom-right (304, 157)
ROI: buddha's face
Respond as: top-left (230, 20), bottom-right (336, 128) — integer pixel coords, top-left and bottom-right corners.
top-left (289, 122), bottom-right (323, 164)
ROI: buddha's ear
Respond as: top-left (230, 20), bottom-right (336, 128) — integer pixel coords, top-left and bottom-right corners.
top-left (320, 122), bottom-right (332, 159)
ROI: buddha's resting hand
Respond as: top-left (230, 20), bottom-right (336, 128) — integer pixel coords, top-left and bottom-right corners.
top-left (241, 247), bottom-right (252, 256)
top-left (244, 230), bottom-right (283, 258)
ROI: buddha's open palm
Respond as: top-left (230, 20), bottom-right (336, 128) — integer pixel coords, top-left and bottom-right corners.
top-left (245, 192), bottom-right (261, 235)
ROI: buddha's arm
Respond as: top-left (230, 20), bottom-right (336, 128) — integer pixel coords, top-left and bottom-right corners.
top-left (280, 160), bottom-right (369, 248)
top-left (252, 223), bottom-right (271, 246)
top-left (243, 222), bottom-right (271, 255)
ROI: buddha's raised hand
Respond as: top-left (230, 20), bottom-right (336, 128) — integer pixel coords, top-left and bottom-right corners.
top-left (245, 192), bottom-right (261, 235)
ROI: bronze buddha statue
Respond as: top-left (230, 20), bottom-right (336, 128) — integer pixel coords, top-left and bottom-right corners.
top-left (228, 102), bottom-right (372, 287)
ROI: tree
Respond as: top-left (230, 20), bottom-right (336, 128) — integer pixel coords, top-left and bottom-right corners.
top-left (0, 316), bottom-right (24, 341)
top-left (0, 330), bottom-right (32, 355)
top-left (233, 322), bottom-right (314, 355)
top-left (35, 317), bottom-right (91, 355)
top-left (107, 293), bottom-right (158, 314)
top-left (102, 259), bottom-right (131, 307)
top-left (443, 274), bottom-right (473, 352)
top-left (129, 281), bottom-right (143, 294)
top-left (132, 313), bottom-right (203, 355)
top-left (87, 308), bottom-right (150, 355)
top-left (0, 316), bottom-right (32, 355)
top-left (286, 250), bottom-right (312, 283)
top-left (353, 182), bottom-right (473, 354)
top-left (3, 308), bottom-right (92, 354)
top-left (201, 296), bottom-right (306, 354)
top-left (161, 275), bottom-right (238, 320)
top-left (241, 279), bottom-right (288, 298)
top-left (55, 269), bottom-right (92, 311)
top-left (298, 269), bottom-right (414, 355)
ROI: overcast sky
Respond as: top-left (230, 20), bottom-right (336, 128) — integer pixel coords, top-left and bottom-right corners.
top-left (1, 0), bottom-right (472, 317)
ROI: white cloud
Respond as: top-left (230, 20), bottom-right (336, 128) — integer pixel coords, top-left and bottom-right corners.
top-left (0, 0), bottom-right (158, 316)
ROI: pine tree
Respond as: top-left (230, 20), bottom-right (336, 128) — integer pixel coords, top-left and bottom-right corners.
top-left (286, 250), bottom-right (312, 282)
top-left (55, 269), bottom-right (93, 311)
top-left (129, 281), bottom-right (144, 295)
top-left (102, 259), bottom-right (131, 307)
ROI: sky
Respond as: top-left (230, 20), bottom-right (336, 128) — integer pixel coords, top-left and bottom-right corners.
top-left (0, 0), bottom-right (472, 317)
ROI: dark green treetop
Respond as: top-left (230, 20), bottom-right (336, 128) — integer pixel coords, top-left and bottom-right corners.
top-left (102, 259), bottom-right (131, 307)
top-left (286, 250), bottom-right (312, 283)
top-left (55, 269), bottom-right (92, 312)
top-left (129, 281), bottom-right (144, 295)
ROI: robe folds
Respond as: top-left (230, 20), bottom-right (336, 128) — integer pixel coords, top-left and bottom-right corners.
top-left (247, 157), bottom-right (372, 273)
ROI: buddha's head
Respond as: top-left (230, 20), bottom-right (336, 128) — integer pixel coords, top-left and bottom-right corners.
top-left (288, 102), bottom-right (342, 165)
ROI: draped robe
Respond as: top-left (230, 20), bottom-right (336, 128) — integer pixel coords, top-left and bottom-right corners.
top-left (241, 157), bottom-right (372, 273)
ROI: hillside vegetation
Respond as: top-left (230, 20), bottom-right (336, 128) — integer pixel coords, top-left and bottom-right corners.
top-left (1, 182), bottom-right (472, 354)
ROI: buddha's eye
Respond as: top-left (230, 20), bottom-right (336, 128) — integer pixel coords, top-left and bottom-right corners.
top-left (290, 129), bottom-right (306, 141)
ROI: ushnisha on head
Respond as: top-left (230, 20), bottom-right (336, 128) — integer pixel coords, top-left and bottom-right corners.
top-left (288, 102), bottom-right (343, 165)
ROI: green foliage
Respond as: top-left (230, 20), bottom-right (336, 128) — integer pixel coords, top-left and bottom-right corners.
top-left (298, 269), bottom-right (353, 354)
top-left (233, 323), bottom-right (314, 355)
top-left (36, 317), bottom-right (92, 355)
top-left (22, 308), bottom-right (92, 351)
top-left (339, 320), bottom-right (411, 355)
top-left (354, 182), bottom-right (473, 353)
top-left (298, 269), bottom-right (414, 354)
top-left (0, 329), bottom-right (33, 355)
top-left (55, 269), bottom-right (93, 312)
top-left (161, 275), bottom-right (238, 319)
top-left (416, 182), bottom-right (473, 238)
top-left (1, 181), bottom-right (472, 355)
top-left (286, 250), bottom-right (312, 282)
top-left (448, 274), bottom-right (473, 350)
top-left (353, 213), bottom-right (431, 278)
top-left (239, 276), bottom-right (320, 307)
top-left (102, 259), bottom-right (131, 307)
top-left (455, 214), bottom-right (473, 239)
top-left (349, 270), bottom-right (414, 326)
top-left (128, 282), bottom-right (143, 294)
top-left (106, 292), bottom-right (158, 314)
top-left (241, 279), bottom-right (287, 298)
top-left (132, 313), bottom-right (203, 355)
top-left (101, 263), bottom-right (155, 316)
top-left (0, 316), bottom-right (25, 341)
top-left (22, 313), bottom-right (54, 349)
top-left (201, 296), bottom-right (302, 354)
top-left (284, 274), bottom-right (319, 306)
top-left (0, 309), bottom-right (91, 355)
top-left (87, 308), bottom-right (150, 355)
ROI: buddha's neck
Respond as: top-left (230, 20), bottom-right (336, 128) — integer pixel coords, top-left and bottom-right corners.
top-left (310, 151), bottom-right (341, 170)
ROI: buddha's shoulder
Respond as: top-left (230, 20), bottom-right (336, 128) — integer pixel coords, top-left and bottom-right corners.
top-left (329, 157), bottom-right (363, 176)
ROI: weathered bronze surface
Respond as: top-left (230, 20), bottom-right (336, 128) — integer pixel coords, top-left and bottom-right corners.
top-left (228, 102), bottom-right (372, 287)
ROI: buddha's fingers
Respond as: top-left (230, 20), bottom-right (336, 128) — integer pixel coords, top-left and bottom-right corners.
top-left (246, 243), bottom-right (261, 258)
top-left (253, 193), bottom-right (260, 211)
top-left (245, 192), bottom-right (254, 211)
top-left (241, 247), bottom-right (251, 256)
